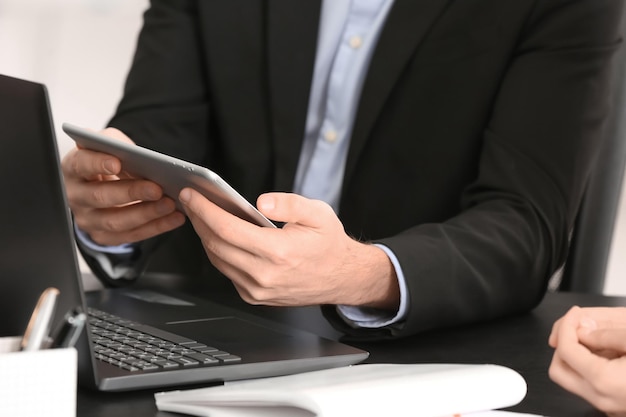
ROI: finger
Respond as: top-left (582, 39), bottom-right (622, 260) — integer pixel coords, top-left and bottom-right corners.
top-left (201, 246), bottom-right (263, 302)
top-left (587, 348), bottom-right (624, 360)
top-left (580, 328), bottom-right (626, 355)
top-left (180, 187), bottom-right (269, 234)
top-left (179, 189), bottom-right (291, 295)
top-left (549, 317), bottom-right (563, 348)
top-left (572, 307), bottom-right (626, 329)
top-left (97, 128), bottom-right (142, 180)
top-left (62, 147), bottom-right (122, 181)
top-left (550, 306), bottom-right (582, 348)
top-left (551, 357), bottom-right (626, 414)
top-left (182, 195), bottom-right (271, 297)
top-left (256, 192), bottom-right (335, 228)
top-left (63, 127), bottom-right (136, 181)
top-left (549, 351), bottom-right (588, 398)
top-left (68, 178), bottom-right (164, 209)
top-left (550, 315), bottom-right (626, 414)
top-left (548, 316), bottom-right (604, 401)
top-left (100, 127), bottom-right (135, 144)
top-left (85, 205), bottom-right (186, 246)
top-left (555, 312), bottom-right (612, 382)
top-left (90, 212), bottom-right (186, 246)
top-left (179, 188), bottom-right (270, 254)
top-left (184, 206), bottom-right (254, 262)
top-left (76, 197), bottom-right (179, 232)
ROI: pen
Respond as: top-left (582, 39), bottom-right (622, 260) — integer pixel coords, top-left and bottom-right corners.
top-left (50, 307), bottom-right (86, 348)
top-left (20, 287), bottom-right (60, 351)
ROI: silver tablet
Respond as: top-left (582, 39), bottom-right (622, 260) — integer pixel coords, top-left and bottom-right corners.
top-left (62, 123), bottom-right (276, 228)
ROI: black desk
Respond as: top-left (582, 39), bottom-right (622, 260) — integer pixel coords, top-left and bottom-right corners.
top-left (78, 284), bottom-right (626, 417)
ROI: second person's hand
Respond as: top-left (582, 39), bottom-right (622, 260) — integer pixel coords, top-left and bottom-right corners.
top-left (549, 306), bottom-right (626, 416)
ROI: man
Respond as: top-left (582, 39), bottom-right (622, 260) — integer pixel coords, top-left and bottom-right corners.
top-left (62, 0), bottom-right (624, 339)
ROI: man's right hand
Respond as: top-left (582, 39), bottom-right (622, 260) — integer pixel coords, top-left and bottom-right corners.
top-left (61, 127), bottom-right (186, 246)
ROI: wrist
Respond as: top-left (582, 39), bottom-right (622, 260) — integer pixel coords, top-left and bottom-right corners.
top-left (348, 242), bottom-right (400, 311)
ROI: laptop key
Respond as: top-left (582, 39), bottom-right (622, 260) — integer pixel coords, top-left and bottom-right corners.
top-left (170, 357), bottom-right (200, 367)
top-left (184, 343), bottom-right (213, 350)
top-left (151, 359), bottom-right (180, 368)
top-left (184, 352), bottom-right (220, 365)
top-left (119, 363), bottom-right (140, 372)
top-left (208, 350), bottom-right (230, 357)
top-left (217, 355), bottom-right (242, 363)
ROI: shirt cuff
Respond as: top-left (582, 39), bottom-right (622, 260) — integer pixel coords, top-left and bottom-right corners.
top-left (74, 225), bottom-right (138, 280)
top-left (336, 243), bottom-right (409, 328)
top-left (75, 226), bottom-right (135, 255)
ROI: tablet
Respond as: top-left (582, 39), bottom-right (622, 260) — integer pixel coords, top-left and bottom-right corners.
top-left (62, 123), bottom-right (276, 228)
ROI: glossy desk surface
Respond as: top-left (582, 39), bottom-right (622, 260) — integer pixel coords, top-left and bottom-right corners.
top-left (78, 280), bottom-right (626, 417)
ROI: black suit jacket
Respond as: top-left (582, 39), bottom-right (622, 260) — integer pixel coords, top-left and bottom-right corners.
top-left (96, 0), bottom-right (624, 339)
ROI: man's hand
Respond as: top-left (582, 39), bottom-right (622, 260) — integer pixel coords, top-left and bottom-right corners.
top-left (179, 189), bottom-right (400, 310)
top-left (61, 127), bottom-right (185, 246)
top-left (549, 306), bottom-right (626, 416)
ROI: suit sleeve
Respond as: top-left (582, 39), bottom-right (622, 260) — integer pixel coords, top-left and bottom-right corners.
top-left (324, 0), bottom-right (625, 340)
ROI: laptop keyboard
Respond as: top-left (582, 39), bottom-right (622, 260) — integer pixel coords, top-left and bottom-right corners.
top-left (88, 308), bottom-right (242, 372)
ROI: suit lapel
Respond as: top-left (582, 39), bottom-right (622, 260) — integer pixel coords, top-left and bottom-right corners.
top-left (344, 0), bottom-right (453, 187)
top-left (198, 1), bottom-right (270, 174)
top-left (266, 0), bottom-right (322, 191)
top-left (200, 1), bottom-right (450, 191)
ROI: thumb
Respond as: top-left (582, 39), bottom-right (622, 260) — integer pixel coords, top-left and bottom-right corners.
top-left (101, 127), bottom-right (136, 145)
top-left (256, 193), bottom-right (335, 228)
top-left (580, 327), bottom-right (626, 354)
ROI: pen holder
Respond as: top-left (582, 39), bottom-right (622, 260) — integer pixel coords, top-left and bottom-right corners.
top-left (0, 336), bottom-right (77, 417)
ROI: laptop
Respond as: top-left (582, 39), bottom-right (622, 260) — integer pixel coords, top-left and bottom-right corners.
top-left (0, 74), bottom-right (368, 392)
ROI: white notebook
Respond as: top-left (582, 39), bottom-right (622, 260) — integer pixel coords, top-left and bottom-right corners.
top-left (155, 363), bottom-right (528, 417)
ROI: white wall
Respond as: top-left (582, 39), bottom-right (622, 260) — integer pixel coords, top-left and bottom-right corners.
top-left (0, 0), bottom-right (148, 157)
top-left (604, 177), bottom-right (626, 295)
top-left (1, 0), bottom-right (625, 294)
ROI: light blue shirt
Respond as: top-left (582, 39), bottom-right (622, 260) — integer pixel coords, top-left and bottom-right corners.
top-left (294, 0), bottom-right (391, 211)
top-left (294, 0), bottom-right (407, 328)
top-left (79, 0), bottom-right (408, 328)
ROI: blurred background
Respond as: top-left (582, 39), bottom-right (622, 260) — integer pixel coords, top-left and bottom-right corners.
top-left (0, 0), bottom-right (146, 156)
top-left (1, 0), bottom-right (625, 295)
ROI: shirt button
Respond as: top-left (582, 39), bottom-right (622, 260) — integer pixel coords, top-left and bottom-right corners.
top-left (349, 36), bottom-right (363, 49)
top-left (324, 130), bottom-right (338, 143)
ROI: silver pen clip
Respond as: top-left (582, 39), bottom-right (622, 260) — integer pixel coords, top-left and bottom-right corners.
top-left (50, 307), bottom-right (86, 349)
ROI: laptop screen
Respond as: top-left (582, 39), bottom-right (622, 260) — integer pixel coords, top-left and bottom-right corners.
top-left (0, 74), bottom-right (86, 338)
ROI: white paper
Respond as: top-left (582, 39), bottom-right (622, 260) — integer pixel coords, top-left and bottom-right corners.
top-left (155, 363), bottom-right (527, 417)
